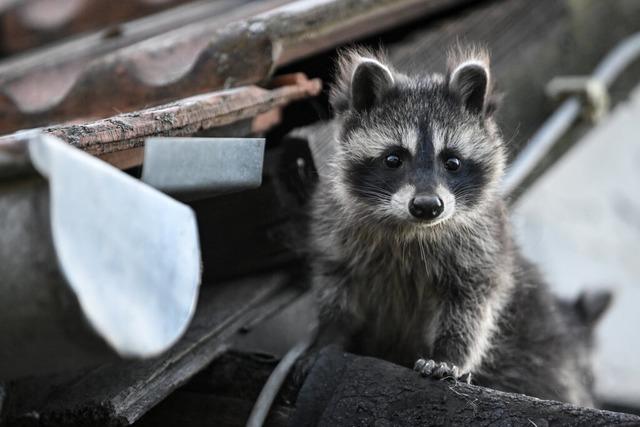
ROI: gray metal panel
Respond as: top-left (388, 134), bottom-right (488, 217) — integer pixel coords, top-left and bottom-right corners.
top-left (141, 137), bottom-right (264, 198)
top-left (0, 133), bottom-right (202, 379)
top-left (0, 175), bottom-right (117, 378)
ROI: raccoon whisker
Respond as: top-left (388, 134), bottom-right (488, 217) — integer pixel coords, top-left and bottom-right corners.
top-left (351, 188), bottom-right (392, 198)
top-left (417, 238), bottom-right (430, 282)
top-left (401, 239), bottom-right (407, 265)
top-left (355, 184), bottom-right (394, 195)
top-left (452, 184), bottom-right (486, 195)
top-left (357, 191), bottom-right (392, 200)
top-left (503, 123), bottom-right (521, 149)
top-left (358, 195), bottom-right (393, 206)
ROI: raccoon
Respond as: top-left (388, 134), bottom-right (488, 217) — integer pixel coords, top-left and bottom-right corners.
top-left (308, 47), bottom-right (609, 406)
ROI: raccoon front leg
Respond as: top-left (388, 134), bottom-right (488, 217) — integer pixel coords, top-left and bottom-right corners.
top-left (416, 296), bottom-right (500, 383)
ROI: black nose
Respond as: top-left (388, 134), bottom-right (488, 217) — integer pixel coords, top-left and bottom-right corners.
top-left (409, 195), bottom-right (444, 220)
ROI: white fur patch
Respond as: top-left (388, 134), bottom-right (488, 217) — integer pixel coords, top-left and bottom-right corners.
top-left (343, 124), bottom-right (419, 161)
top-left (430, 123), bottom-right (446, 154)
top-left (388, 184), bottom-right (415, 219)
top-left (461, 274), bottom-right (511, 373)
top-left (430, 122), bottom-right (485, 162)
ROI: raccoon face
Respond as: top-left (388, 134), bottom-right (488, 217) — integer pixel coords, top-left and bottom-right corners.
top-left (330, 49), bottom-right (506, 229)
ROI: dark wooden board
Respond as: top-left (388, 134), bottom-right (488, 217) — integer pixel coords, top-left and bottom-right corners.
top-left (2, 274), bottom-right (303, 426)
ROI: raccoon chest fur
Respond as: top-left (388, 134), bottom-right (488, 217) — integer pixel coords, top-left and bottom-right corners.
top-left (345, 246), bottom-right (444, 366)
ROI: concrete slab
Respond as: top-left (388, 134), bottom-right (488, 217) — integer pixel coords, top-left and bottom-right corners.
top-left (512, 85), bottom-right (640, 407)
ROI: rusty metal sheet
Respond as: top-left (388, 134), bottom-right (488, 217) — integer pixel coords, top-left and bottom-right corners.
top-left (0, 0), bottom-right (197, 54)
top-left (0, 0), bottom-right (469, 133)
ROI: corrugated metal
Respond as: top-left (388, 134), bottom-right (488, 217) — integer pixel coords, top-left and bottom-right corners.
top-left (0, 0), bottom-right (470, 133)
top-left (0, 0), bottom-right (196, 54)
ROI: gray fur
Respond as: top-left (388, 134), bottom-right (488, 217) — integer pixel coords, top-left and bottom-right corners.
top-left (309, 47), bottom-right (605, 407)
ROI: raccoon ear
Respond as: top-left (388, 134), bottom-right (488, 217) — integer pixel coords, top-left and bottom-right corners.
top-left (575, 289), bottom-right (613, 327)
top-left (448, 60), bottom-right (490, 116)
top-left (350, 58), bottom-right (395, 112)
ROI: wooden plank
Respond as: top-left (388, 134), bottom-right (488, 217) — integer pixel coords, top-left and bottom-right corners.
top-left (0, 74), bottom-right (321, 169)
top-left (3, 274), bottom-right (304, 426)
top-left (0, 0), bottom-right (470, 133)
top-left (98, 108), bottom-right (283, 169)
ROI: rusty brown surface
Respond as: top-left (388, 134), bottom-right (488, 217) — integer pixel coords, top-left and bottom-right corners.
top-left (0, 0), bottom-right (290, 134)
top-left (0, 74), bottom-right (321, 169)
top-left (0, 0), bottom-right (469, 134)
top-left (0, 0), bottom-right (196, 54)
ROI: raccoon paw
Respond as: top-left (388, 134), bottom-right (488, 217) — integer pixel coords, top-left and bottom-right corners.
top-left (413, 358), bottom-right (472, 384)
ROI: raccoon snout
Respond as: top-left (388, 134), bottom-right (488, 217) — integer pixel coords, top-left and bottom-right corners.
top-left (409, 195), bottom-right (444, 220)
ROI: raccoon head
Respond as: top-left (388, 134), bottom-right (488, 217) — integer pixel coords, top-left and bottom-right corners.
top-left (329, 47), bottom-right (506, 230)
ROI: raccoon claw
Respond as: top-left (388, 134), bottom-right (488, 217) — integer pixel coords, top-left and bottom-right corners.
top-left (458, 372), bottom-right (473, 384)
top-left (413, 358), bottom-right (472, 383)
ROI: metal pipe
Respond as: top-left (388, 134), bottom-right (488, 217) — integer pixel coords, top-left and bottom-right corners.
top-left (246, 332), bottom-right (315, 427)
top-left (502, 32), bottom-right (640, 197)
top-left (593, 32), bottom-right (640, 86)
top-left (501, 98), bottom-right (581, 196)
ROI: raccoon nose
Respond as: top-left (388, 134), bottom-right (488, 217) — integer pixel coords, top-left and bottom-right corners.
top-left (409, 195), bottom-right (444, 220)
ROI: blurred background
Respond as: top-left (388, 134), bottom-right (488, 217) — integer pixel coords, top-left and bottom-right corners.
top-left (0, 0), bottom-right (639, 425)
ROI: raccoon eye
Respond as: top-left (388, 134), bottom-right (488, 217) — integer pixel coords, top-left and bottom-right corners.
top-left (444, 157), bottom-right (461, 171)
top-left (384, 153), bottom-right (403, 169)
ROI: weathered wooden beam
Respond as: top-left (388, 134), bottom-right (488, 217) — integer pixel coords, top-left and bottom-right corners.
top-left (0, 0), bottom-right (472, 133)
top-left (2, 274), bottom-right (305, 426)
top-left (0, 74), bottom-right (321, 170)
top-left (290, 347), bottom-right (640, 426)
top-left (130, 346), bottom-right (640, 426)
top-left (0, 0), bottom-right (197, 54)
